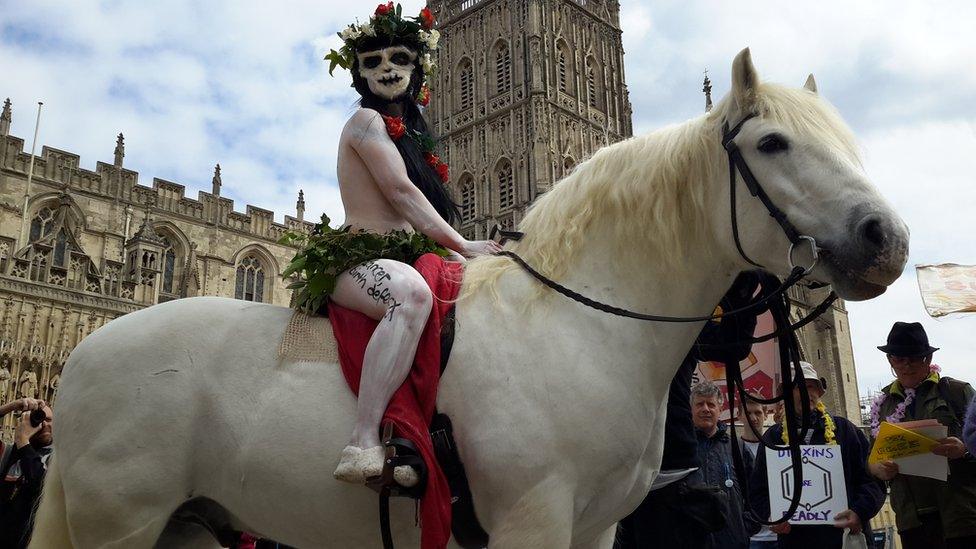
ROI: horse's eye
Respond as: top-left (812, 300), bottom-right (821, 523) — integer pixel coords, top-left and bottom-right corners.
top-left (362, 56), bottom-right (382, 69)
top-left (758, 134), bottom-right (789, 154)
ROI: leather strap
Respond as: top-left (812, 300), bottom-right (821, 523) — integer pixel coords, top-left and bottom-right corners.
top-left (722, 114), bottom-right (806, 268)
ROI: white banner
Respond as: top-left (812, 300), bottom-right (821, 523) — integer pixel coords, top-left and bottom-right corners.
top-left (916, 263), bottom-right (976, 317)
top-left (765, 445), bottom-right (848, 524)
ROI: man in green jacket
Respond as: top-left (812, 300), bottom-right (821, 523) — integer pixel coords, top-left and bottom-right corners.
top-left (868, 322), bottom-right (976, 549)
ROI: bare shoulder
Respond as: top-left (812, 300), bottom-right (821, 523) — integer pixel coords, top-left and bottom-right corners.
top-left (342, 108), bottom-right (388, 144)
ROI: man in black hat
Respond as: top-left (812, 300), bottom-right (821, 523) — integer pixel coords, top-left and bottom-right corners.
top-left (868, 321), bottom-right (976, 549)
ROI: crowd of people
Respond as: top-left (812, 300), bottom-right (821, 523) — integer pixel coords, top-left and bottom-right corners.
top-left (619, 321), bottom-right (976, 549)
top-left (1, 318), bottom-right (974, 549)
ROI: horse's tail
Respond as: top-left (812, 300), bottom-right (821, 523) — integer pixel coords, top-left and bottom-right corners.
top-left (28, 455), bottom-right (73, 549)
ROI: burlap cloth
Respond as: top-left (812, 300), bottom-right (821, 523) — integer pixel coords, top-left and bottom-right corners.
top-left (276, 311), bottom-right (339, 363)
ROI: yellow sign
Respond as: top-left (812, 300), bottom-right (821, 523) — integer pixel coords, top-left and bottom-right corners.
top-left (869, 421), bottom-right (940, 463)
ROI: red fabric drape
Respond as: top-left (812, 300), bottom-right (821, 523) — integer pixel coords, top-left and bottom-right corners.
top-left (329, 253), bottom-right (462, 549)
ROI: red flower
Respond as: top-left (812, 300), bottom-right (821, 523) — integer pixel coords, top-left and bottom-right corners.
top-left (425, 153), bottom-right (449, 182)
top-left (382, 115), bottom-right (406, 141)
top-left (416, 85), bottom-right (430, 107)
top-left (375, 2), bottom-right (394, 16)
top-left (435, 162), bottom-right (450, 182)
top-left (419, 7), bottom-right (435, 29)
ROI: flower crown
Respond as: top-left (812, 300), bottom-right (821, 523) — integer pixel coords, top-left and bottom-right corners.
top-left (325, 3), bottom-right (439, 92)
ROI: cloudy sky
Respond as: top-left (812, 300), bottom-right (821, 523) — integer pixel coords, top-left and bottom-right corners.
top-left (1, 1), bottom-right (973, 398)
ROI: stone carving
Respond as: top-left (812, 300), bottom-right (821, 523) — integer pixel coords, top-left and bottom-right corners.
top-left (0, 365), bottom-right (10, 401)
top-left (19, 369), bottom-right (37, 399)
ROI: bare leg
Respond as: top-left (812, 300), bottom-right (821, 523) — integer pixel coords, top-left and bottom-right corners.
top-left (328, 259), bottom-right (432, 484)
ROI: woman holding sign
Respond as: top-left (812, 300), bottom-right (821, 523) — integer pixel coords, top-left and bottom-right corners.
top-left (868, 322), bottom-right (976, 549)
top-left (748, 362), bottom-right (885, 548)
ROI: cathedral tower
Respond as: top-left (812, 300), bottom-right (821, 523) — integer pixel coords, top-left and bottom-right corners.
top-left (426, 0), bottom-right (633, 238)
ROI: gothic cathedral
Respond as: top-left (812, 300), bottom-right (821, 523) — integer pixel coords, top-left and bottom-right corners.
top-left (426, 0), bottom-right (633, 239)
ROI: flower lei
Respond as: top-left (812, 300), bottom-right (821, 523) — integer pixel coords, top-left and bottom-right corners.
top-left (781, 400), bottom-right (838, 445)
top-left (381, 114), bottom-right (450, 183)
top-left (870, 363), bottom-right (941, 437)
top-left (325, 3), bottom-right (439, 107)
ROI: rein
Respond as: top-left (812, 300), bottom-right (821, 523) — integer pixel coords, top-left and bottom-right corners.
top-left (493, 113), bottom-right (836, 526)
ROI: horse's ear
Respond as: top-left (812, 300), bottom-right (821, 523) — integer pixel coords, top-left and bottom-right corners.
top-left (731, 48), bottom-right (760, 113)
top-left (803, 74), bottom-right (818, 94)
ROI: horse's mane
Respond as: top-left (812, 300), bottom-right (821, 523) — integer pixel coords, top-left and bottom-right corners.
top-left (462, 82), bottom-right (860, 299)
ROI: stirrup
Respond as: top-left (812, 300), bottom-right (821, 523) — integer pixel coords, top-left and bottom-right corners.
top-left (366, 422), bottom-right (428, 499)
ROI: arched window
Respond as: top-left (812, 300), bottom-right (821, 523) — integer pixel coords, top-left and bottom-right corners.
top-left (53, 228), bottom-right (69, 267)
top-left (459, 176), bottom-right (476, 222)
top-left (235, 254), bottom-right (266, 303)
top-left (556, 42), bottom-right (573, 95)
top-left (159, 236), bottom-right (178, 295)
top-left (496, 160), bottom-right (515, 210)
top-left (458, 59), bottom-right (474, 111)
top-left (29, 207), bottom-right (55, 243)
top-left (494, 42), bottom-right (511, 95)
top-left (586, 59), bottom-right (600, 109)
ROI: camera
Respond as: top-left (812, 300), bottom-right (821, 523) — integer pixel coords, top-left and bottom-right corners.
top-left (29, 408), bottom-right (47, 427)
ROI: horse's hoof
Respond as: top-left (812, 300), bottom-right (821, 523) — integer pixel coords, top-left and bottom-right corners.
top-left (333, 446), bottom-right (365, 483)
top-left (359, 445), bottom-right (385, 479)
top-left (393, 465), bottom-right (419, 487)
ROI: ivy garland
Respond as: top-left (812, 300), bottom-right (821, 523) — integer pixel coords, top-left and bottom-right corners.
top-left (279, 214), bottom-right (449, 314)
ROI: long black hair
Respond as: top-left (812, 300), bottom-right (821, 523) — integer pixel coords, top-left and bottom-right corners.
top-left (351, 39), bottom-right (460, 225)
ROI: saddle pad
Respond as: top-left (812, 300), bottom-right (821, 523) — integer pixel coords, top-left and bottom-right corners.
top-left (276, 311), bottom-right (339, 364)
top-left (329, 253), bottom-right (463, 549)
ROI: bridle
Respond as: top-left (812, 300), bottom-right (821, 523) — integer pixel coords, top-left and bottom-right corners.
top-left (494, 113), bottom-right (840, 525)
top-left (722, 113), bottom-right (820, 274)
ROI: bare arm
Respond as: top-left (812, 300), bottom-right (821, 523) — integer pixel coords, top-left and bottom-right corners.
top-left (347, 109), bottom-right (465, 251)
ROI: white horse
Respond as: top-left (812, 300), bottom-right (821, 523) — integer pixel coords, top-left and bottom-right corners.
top-left (30, 49), bottom-right (908, 549)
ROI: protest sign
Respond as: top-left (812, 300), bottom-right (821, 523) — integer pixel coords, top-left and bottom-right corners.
top-left (693, 310), bottom-right (779, 420)
top-left (766, 445), bottom-right (848, 524)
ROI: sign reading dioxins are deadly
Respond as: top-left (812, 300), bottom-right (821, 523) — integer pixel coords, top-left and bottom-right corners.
top-left (766, 445), bottom-right (849, 524)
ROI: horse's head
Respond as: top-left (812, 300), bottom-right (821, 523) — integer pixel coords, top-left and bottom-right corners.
top-left (711, 48), bottom-right (909, 301)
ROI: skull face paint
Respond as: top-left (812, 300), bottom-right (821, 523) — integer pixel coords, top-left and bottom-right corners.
top-left (357, 46), bottom-right (418, 101)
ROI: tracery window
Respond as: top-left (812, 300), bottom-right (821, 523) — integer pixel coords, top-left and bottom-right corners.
top-left (458, 59), bottom-right (474, 111)
top-left (556, 42), bottom-right (573, 95)
top-left (235, 254), bottom-right (265, 303)
top-left (459, 176), bottom-right (476, 222)
top-left (52, 229), bottom-right (69, 267)
top-left (586, 61), bottom-right (599, 108)
top-left (29, 207), bottom-right (55, 243)
top-left (160, 236), bottom-right (178, 295)
top-left (0, 240), bottom-right (9, 273)
top-left (494, 43), bottom-right (511, 95)
top-left (496, 160), bottom-right (515, 210)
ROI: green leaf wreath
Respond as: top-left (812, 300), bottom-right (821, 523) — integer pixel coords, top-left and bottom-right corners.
top-left (279, 214), bottom-right (449, 314)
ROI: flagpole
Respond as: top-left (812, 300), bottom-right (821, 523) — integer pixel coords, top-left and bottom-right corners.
top-left (19, 101), bottom-right (43, 247)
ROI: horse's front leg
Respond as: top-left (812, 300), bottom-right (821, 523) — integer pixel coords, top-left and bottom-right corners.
top-left (486, 475), bottom-right (575, 549)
